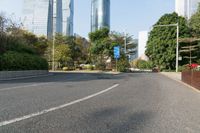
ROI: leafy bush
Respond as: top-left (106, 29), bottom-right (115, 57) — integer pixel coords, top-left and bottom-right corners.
top-left (0, 51), bottom-right (48, 71)
top-left (95, 62), bottom-right (106, 70)
top-left (117, 57), bottom-right (130, 72)
top-left (132, 59), bottom-right (153, 70)
top-left (0, 34), bottom-right (37, 55)
top-left (62, 67), bottom-right (68, 71)
top-left (82, 64), bottom-right (94, 70)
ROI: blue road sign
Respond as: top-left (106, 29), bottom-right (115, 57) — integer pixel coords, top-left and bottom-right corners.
top-left (114, 46), bottom-right (120, 59)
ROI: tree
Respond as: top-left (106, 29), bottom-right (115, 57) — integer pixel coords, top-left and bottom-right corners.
top-left (88, 28), bottom-right (137, 70)
top-left (54, 44), bottom-right (72, 68)
top-left (189, 3), bottom-right (200, 37)
top-left (75, 36), bottom-right (90, 63)
top-left (146, 12), bottom-right (190, 70)
top-left (89, 28), bottom-right (110, 69)
top-left (110, 31), bottom-right (137, 59)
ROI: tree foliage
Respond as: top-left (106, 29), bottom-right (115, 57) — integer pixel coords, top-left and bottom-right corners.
top-left (189, 4), bottom-right (200, 37)
top-left (0, 14), bottom-right (48, 71)
top-left (55, 44), bottom-right (72, 67)
top-left (89, 28), bottom-right (137, 70)
top-left (146, 12), bottom-right (190, 70)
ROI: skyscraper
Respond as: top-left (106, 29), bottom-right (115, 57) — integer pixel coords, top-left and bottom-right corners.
top-left (91, 0), bottom-right (110, 32)
top-left (23, 0), bottom-right (74, 38)
top-left (47, 0), bottom-right (53, 39)
top-left (23, 0), bottom-right (49, 36)
top-left (63, 0), bottom-right (74, 36)
top-left (175, 0), bottom-right (200, 19)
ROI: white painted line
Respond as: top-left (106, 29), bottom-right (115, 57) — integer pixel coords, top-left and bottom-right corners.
top-left (0, 84), bottom-right (119, 127)
top-left (0, 83), bottom-right (52, 91)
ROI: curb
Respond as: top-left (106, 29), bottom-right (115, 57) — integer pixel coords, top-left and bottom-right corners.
top-left (50, 71), bottom-right (121, 75)
top-left (160, 73), bottom-right (200, 93)
top-left (0, 74), bottom-right (54, 81)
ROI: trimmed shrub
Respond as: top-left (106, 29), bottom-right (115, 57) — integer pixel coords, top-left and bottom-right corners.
top-left (0, 34), bottom-right (37, 55)
top-left (117, 57), bottom-right (130, 72)
top-left (96, 63), bottom-right (106, 70)
top-left (0, 51), bottom-right (48, 71)
top-left (133, 59), bottom-right (153, 70)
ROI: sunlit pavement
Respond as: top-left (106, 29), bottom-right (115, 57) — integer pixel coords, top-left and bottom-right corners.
top-left (0, 72), bottom-right (200, 133)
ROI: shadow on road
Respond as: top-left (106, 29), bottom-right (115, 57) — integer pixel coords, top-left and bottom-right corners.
top-left (0, 72), bottom-right (157, 85)
top-left (0, 72), bottom-right (125, 84)
top-left (73, 106), bottom-right (154, 133)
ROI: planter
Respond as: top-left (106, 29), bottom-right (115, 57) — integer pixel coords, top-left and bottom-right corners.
top-left (182, 71), bottom-right (200, 90)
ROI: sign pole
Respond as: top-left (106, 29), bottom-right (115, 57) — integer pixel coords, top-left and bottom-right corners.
top-left (114, 46), bottom-right (120, 72)
top-left (116, 58), bottom-right (118, 72)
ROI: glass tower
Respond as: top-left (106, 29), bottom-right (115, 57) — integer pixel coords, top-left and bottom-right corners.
top-left (23, 0), bottom-right (49, 36)
top-left (175, 0), bottom-right (200, 19)
top-left (23, 0), bottom-right (74, 39)
top-left (63, 0), bottom-right (74, 36)
top-left (91, 0), bottom-right (110, 32)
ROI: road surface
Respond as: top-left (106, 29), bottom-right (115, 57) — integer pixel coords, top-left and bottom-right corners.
top-left (0, 72), bottom-right (200, 133)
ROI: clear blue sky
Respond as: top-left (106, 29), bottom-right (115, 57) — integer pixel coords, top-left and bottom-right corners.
top-left (0, 0), bottom-right (174, 38)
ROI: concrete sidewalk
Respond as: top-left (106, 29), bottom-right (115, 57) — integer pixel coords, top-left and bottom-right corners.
top-left (161, 72), bottom-right (200, 93)
top-left (161, 72), bottom-right (181, 81)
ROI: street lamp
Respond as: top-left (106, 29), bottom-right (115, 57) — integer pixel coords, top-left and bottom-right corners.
top-left (153, 23), bottom-right (179, 72)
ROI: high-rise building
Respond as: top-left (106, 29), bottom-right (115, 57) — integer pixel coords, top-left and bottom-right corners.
top-left (91, 0), bottom-right (110, 32)
top-left (23, 0), bottom-right (49, 36)
top-left (63, 0), bottom-right (74, 36)
top-left (23, 0), bottom-right (74, 39)
top-left (138, 31), bottom-right (149, 61)
top-left (47, 0), bottom-right (53, 39)
top-left (175, 0), bottom-right (200, 19)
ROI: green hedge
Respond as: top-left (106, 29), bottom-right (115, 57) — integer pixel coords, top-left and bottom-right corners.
top-left (134, 60), bottom-right (153, 70)
top-left (117, 57), bottom-right (130, 72)
top-left (0, 34), bottom-right (37, 55)
top-left (0, 51), bottom-right (48, 71)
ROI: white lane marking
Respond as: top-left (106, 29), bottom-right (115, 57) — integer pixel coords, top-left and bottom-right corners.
top-left (0, 84), bottom-right (119, 127)
top-left (0, 83), bottom-right (52, 91)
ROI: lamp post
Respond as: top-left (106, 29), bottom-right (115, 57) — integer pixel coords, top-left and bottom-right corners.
top-left (153, 23), bottom-right (179, 72)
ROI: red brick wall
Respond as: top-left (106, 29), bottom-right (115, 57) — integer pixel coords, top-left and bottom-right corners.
top-left (182, 71), bottom-right (200, 90)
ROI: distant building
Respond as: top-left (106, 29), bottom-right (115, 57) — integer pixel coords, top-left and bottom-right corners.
top-left (62, 0), bottom-right (74, 36)
top-left (22, 0), bottom-right (74, 39)
top-left (91, 0), bottom-right (110, 32)
top-left (23, 0), bottom-right (49, 36)
top-left (175, 0), bottom-right (200, 19)
top-left (138, 31), bottom-right (149, 61)
top-left (129, 39), bottom-right (138, 61)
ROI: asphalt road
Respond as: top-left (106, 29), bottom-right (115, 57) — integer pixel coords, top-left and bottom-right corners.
top-left (0, 72), bottom-right (200, 133)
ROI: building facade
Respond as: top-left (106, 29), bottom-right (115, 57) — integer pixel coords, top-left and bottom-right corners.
top-left (23, 0), bottom-right (74, 39)
top-left (138, 31), bottom-right (149, 61)
top-left (63, 0), bottom-right (74, 36)
top-left (175, 0), bottom-right (200, 19)
top-left (23, 0), bottom-right (49, 36)
top-left (91, 0), bottom-right (110, 32)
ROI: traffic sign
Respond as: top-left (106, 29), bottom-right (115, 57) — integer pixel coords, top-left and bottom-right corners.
top-left (114, 46), bottom-right (120, 59)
